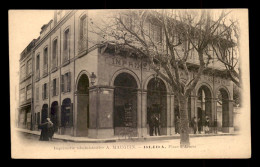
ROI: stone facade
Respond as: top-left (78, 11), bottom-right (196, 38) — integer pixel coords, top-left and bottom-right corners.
top-left (19, 10), bottom-right (235, 139)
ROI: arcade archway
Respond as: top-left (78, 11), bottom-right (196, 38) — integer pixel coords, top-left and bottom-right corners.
top-left (50, 101), bottom-right (58, 132)
top-left (76, 74), bottom-right (89, 136)
top-left (61, 98), bottom-right (72, 127)
top-left (41, 104), bottom-right (48, 123)
top-left (216, 88), bottom-right (230, 130)
top-left (197, 85), bottom-right (212, 131)
top-left (147, 77), bottom-right (167, 136)
top-left (114, 72), bottom-right (138, 136)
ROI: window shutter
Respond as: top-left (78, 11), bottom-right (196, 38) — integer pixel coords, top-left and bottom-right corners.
top-left (68, 72), bottom-right (71, 92)
top-left (56, 77), bottom-right (59, 95)
top-left (46, 83), bottom-right (48, 99)
top-left (42, 84), bottom-right (44, 100)
top-left (61, 75), bottom-right (64, 93)
top-left (70, 103), bottom-right (73, 127)
top-left (51, 80), bottom-right (54, 97)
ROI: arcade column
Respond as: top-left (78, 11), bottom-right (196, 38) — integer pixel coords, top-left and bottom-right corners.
top-left (190, 95), bottom-right (197, 133)
top-left (88, 86), bottom-right (114, 138)
top-left (205, 97), bottom-right (217, 133)
top-left (140, 91), bottom-right (148, 137)
top-left (167, 94), bottom-right (175, 135)
top-left (222, 99), bottom-right (235, 133)
top-left (190, 95), bottom-right (197, 119)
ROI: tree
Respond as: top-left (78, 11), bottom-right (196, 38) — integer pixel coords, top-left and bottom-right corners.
top-left (211, 19), bottom-right (241, 88)
top-left (90, 9), bottom-right (237, 147)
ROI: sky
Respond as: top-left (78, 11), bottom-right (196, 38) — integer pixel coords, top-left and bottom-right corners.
top-left (9, 10), bottom-right (54, 121)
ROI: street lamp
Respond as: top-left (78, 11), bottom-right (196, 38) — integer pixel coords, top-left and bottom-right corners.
top-left (90, 72), bottom-right (97, 86)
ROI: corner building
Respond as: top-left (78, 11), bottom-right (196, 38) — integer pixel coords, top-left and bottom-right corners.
top-left (30, 10), bottom-right (235, 138)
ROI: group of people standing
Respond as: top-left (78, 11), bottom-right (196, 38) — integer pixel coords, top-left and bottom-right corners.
top-left (148, 105), bottom-right (161, 136)
top-left (191, 116), bottom-right (210, 134)
top-left (148, 113), bottom-right (161, 136)
top-left (175, 115), bottom-right (211, 134)
top-left (38, 118), bottom-right (55, 141)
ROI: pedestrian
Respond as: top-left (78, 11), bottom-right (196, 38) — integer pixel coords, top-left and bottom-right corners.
top-left (38, 119), bottom-right (49, 141)
top-left (192, 116), bottom-right (197, 134)
top-left (148, 111), bottom-right (155, 136)
top-left (198, 118), bottom-right (202, 134)
top-left (205, 116), bottom-right (210, 134)
top-left (154, 113), bottom-right (160, 136)
top-left (46, 118), bottom-right (54, 140)
top-left (175, 116), bottom-right (180, 134)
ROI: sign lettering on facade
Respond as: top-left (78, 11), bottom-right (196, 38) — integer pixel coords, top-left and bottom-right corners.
top-left (203, 75), bottom-right (229, 86)
top-left (107, 56), bottom-right (151, 71)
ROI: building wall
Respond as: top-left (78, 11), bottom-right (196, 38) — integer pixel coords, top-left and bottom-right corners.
top-left (26, 10), bottom-right (235, 138)
top-left (19, 51), bottom-right (33, 130)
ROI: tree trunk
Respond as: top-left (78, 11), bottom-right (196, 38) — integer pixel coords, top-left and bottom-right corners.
top-left (178, 95), bottom-right (190, 147)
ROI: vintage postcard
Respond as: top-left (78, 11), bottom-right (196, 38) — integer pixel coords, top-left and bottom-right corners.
top-left (9, 9), bottom-right (251, 159)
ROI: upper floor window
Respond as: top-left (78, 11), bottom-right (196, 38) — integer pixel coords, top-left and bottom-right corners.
top-left (79, 15), bottom-right (88, 52)
top-left (64, 29), bottom-right (70, 51)
top-left (61, 72), bottom-right (71, 93)
top-left (123, 16), bottom-right (135, 31)
top-left (57, 10), bottom-right (65, 23)
top-left (80, 15), bottom-right (87, 40)
top-left (20, 65), bottom-right (26, 80)
top-left (20, 88), bottom-right (26, 103)
top-left (26, 84), bottom-right (32, 100)
top-left (52, 78), bottom-right (59, 96)
top-left (36, 86), bottom-right (39, 101)
top-left (63, 29), bottom-right (70, 63)
top-left (52, 39), bottom-right (58, 68)
top-left (150, 23), bottom-right (162, 44)
top-left (27, 59), bottom-right (32, 75)
top-left (43, 47), bottom-right (48, 76)
top-left (42, 83), bottom-right (48, 100)
top-left (36, 54), bottom-right (40, 70)
top-left (36, 54), bottom-right (40, 80)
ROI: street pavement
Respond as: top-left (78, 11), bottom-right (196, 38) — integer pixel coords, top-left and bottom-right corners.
top-left (12, 131), bottom-right (250, 159)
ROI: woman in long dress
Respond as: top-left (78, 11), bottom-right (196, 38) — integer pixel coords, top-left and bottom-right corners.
top-left (39, 118), bottom-right (54, 141)
top-left (39, 119), bottom-right (49, 141)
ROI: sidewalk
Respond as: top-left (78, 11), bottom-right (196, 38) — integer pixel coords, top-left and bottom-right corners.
top-left (16, 128), bottom-right (238, 143)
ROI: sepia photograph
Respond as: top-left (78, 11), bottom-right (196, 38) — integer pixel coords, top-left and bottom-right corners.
top-left (9, 9), bottom-right (251, 159)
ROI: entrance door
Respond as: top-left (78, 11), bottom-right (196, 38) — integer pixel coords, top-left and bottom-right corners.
top-left (51, 101), bottom-right (58, 132)
top-left (41, 104), bottom-right (48, 123)
top-left (114, 73), bottom-right (138, 136)
top-left (147, 77), bottom-right (167, 136)
top-left (197, 107), bottom-right (202, 124)
top-left (76, 74), bottom-right (89, 137)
